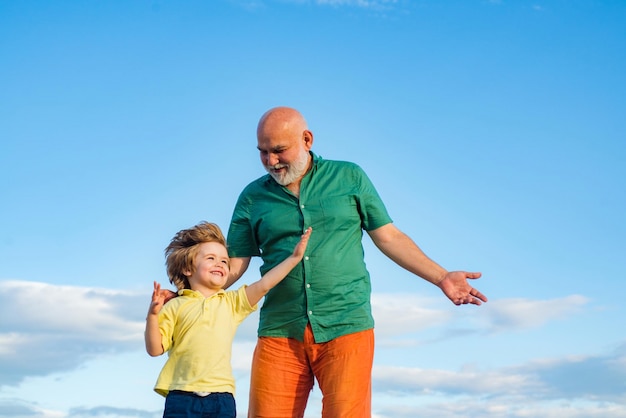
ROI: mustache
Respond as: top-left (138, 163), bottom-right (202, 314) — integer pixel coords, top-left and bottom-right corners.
top-left (267, 163), bottom-right (288, 170)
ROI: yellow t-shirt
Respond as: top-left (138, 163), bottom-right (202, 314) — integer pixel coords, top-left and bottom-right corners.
top-left (154, 286), bottom-right (256, 397)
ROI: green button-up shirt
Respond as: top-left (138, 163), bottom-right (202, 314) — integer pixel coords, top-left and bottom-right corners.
top-left (227, 153), bottom-right (392, 343)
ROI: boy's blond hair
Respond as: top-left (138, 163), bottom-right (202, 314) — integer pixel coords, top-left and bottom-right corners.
top-left (165, 221), bottom-right (227, 290)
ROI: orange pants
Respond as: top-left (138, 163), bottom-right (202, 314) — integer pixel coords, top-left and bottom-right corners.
top-left (247, 324), bottom-right (374, 418)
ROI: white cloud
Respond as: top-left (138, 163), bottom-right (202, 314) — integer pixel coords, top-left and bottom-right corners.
top-left (370, 346), bottom-right (626, 413)
top-left (0, 280), bottom-right (145, 339)
top-left (231, 340), bottom-right (257, 371)
top-left (478, 295), bottom-right (588, 332)
top-left (0, 333), bottom-right (31, 356)
top-left (372, 398), bottom-right (626, 418)
top-left (0, 398), bottom-right (65, 418)
top-left (0, 280), bottom-right (147, 386)
top-left (1, 280), bottom-right (618, 418)
top-left (371, 348), bottom-right (626, 417)
top-left (372, 293), bottom-right (589, 348)
top-left (372, 293), bottom-right (454, 337)
top-left (0, 281), bottom-right (593, 387)
top-left (373, 364), bottom-right (542, 396)
top-left (66, 406), bottom-right (160, 418)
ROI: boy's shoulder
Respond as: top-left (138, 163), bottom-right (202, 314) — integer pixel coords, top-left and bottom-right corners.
top-left (161, 289), bottom-right (201, 307)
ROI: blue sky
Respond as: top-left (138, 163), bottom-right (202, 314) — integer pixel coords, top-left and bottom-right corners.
top-left (1, 0), bottom-right (625, 417)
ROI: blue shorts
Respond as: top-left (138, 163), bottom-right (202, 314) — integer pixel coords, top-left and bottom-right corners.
top-left (163, 390), bottom-right (236, 418)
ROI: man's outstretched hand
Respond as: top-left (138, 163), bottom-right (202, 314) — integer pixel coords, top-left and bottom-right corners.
top-left (437, 271), bottom-right (487, 306)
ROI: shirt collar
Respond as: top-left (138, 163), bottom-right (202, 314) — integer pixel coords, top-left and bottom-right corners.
top-left (178, 288), bottom-right (226, 298)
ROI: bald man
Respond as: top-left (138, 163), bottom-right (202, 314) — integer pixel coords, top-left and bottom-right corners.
top-left (226, 107), bottom-right (487, 417)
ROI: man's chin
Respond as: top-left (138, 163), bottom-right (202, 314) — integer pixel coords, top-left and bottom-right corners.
top-left (274, 178), bottom-right (289, 186)
top-left (268, 172), bottom-right (288, 186)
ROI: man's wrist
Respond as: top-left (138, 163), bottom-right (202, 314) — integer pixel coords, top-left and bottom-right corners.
top-left (432, 271), bottom-right (448, 286)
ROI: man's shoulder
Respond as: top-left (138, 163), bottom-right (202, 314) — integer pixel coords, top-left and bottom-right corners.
top-left (239, 174), bottom-right (272, 194)
top-left (315, 157), bottom-right (366, 178)
top-left (247, 173), bottom-right (271, 186)
top-left (316, 156), bottom-right (362, 171)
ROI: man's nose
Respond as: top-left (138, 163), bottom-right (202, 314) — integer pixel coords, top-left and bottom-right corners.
top-left (267, 153), bottom-right (279, 167)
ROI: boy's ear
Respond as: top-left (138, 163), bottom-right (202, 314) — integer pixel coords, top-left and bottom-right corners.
top-left (183, 269), bottom-right (192, 277)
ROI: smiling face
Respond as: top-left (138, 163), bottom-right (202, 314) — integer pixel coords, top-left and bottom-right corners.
top-left (257, 107), bottom-right (313, 187)
top-left (184, 241), bottom-right (230, 296)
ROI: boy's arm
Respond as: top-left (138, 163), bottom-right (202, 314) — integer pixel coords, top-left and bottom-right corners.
top-left (245, 227), bottom-right (312, 306)
top-left (145, 281), bottom-right (165, 357)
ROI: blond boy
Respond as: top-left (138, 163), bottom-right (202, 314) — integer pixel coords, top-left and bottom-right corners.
top-left (145, 221), bottom-right (311, 418)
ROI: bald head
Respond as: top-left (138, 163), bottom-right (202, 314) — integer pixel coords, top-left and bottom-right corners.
top-left (257, 107), bottom-right (308, 141)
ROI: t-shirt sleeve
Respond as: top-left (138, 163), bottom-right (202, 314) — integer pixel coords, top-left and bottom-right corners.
top-left (158, 300), bottom-right (178, 353)
top-left (228, 286), bottom-right (258, 324)
top-left (353, 164), bottom-right (393, 231)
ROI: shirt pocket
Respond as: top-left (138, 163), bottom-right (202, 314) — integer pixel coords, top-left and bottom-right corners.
top-left (319, 195), bottom-right (361, 233)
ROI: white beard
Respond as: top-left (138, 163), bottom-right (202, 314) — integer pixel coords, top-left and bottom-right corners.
top-left (266, 149), bottom-right (310, 186)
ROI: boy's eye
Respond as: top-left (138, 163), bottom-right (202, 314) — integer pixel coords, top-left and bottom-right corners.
top-left (221, 260), bottom-right (228, 265)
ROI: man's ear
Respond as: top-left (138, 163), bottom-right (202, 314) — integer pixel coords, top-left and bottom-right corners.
top-left (303, 130), bottom-right (314, 150)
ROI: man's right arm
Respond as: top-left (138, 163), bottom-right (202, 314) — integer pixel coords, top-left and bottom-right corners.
top-left (226, 256), bottom-right (251, 289)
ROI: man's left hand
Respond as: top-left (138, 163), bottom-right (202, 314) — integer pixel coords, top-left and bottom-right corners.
top-left (437, 271), bottom-right (487, 306)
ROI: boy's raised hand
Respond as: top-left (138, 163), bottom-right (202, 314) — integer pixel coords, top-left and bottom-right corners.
top-left (292, 227), bottom-right (312, 259)
top-left (145, 281), bottom-right (167, 357)
top-left (148, 281), bottom-right (166, 315)
top-left (244, 227), bottom-right (313, 307)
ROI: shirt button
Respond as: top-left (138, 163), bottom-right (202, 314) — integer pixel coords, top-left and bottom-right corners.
top-left (308, 310), bottom-right (313, 315)
top-left (304, 256), bottom-right (309, 261)
top-left (301, 204), bottom-right (305, 209)
top-left (306, 284), bottom-right (311, 288)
